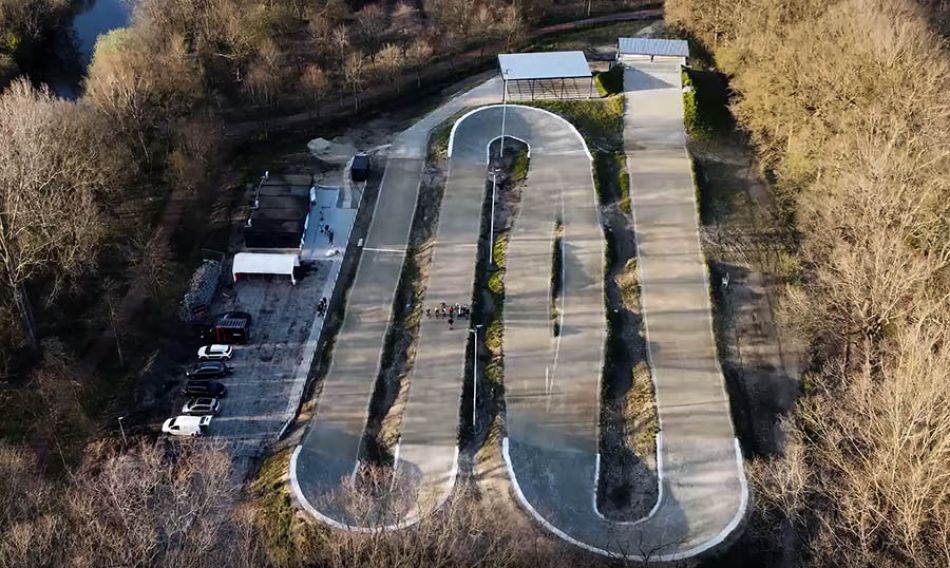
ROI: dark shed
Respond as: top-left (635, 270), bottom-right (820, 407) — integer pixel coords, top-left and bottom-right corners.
top-left (351, 154), bottom-right (370, 182)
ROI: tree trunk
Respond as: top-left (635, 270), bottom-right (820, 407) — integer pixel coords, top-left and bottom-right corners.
top-left (15, 282), bottom-right (38, 350)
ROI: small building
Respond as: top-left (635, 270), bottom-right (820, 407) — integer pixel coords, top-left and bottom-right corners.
top-left (232, 252), bottom-right (301, 285)
top-left (498, 51), bottom-right (593, 101)
top-left (244, 191), bottom-right (310, 249)
top-left (617, 38), bottom-right (689, 64)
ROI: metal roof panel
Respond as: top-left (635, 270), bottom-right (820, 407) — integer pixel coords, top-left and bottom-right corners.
top-left (618, 37), bottom-right (690, 58)
top-left (498, 51), bottom-right (592, 81)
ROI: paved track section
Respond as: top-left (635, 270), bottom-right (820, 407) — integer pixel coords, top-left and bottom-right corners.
top-left (501, 67), bottom-right (747, 561)
top-left (292, 79), bottom-right (501, 529)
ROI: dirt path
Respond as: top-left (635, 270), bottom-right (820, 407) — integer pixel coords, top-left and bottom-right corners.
top-left (222, 8), bottom-right (661, 142)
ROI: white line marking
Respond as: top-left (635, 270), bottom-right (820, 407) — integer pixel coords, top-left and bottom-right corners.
top-left (502, 437), bottom-right (748, 561)
top-left (362, 247), bottom-right (406, 253)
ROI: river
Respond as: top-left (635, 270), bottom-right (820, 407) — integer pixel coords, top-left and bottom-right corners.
top-left (35, 0), bottom-right (133, 99)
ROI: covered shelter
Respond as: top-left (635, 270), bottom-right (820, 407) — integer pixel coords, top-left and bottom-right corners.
top-left (498, 51), bottom-right (593, 101)
top-left (232, 252), bottom-right (301, 285)
top-left (617, 38), bottom-right (689, 63)
top-left (244, 191), bottom-right (310, 249)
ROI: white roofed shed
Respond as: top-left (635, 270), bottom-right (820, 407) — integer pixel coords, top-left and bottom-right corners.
top-left (497, 51), bottom-right (594, 101)
top-left (232, 252), bottom-right (301, 285)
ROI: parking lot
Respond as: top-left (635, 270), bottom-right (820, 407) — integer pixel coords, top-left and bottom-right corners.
top-left (191, 262), bottom-right (330, 471)
top-left (172, 185), bottom-right (354, 468)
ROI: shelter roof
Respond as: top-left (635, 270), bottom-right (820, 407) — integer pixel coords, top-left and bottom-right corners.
top-left (498, 51), bottom-right (592, 81)
top-left (618, 37), bottom-right (689, 58)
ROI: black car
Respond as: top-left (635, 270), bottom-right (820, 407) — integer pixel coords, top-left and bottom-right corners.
top-left (185, 361), bottom-right (231, 379)
top-left (183, 380), bottom-right (227, 398)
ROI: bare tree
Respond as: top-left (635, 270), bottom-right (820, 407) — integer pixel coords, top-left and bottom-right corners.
top-left (500, 4), bottom-right (524, 52)
top-left (0, 80), bottom-right (124, 349)
top-left (300, 64), bottom-right (330, 106)
top-left (356, 2), bottom-right (387, 48)
top-left (85, 27), bottom-right (201, 162)
top-left (668, 0), bottom-right (950, 565)
top-left (374, 43), bottom-right (405, 93)
top-left (343, 50), bottom-right (368, 111)
top-left (406, 38), bottom-right (433, 88)
top-left (66, 441), bottom-right (250, 568)
top-left (331, 24), bottom-right (350, 73)
top-left (242, 38), bottom-right (283, 106)
top-left (129, 231), bottom-right (170, 296)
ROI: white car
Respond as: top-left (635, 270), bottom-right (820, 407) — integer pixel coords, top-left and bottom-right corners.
top-left (162, 415), bottom-right (211, 437)
top-left (197, 344), bottom-right (233, 360)
top-left (181, 397), bottom-right (221, 416)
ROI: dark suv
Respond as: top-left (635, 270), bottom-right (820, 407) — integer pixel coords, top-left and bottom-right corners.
top-left (185, 361), bottom-right (231, 379)
top-left (183, 380), bottom-right (227, 398)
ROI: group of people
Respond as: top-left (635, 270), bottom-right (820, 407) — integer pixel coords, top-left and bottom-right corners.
top-left (425, 302), bottom-right (470, 330)
top-left (320, 223), bottom-right (335, 245)
top-left (317, 296), bottom-right (328, 317)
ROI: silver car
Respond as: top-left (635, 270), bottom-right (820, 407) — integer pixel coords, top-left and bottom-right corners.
top-left (182, 397), bottom-right (222, 416)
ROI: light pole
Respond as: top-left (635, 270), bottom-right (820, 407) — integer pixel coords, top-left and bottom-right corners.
top-left (500, 68), bottom-right (510, 158)
top-left (469, 324), bottom-right (484, 429)
top-left (118, 416), bottom-right (127, 445)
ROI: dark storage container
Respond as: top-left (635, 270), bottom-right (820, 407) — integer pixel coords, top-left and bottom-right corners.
top-left (351, 154), bottom-right (370, 182)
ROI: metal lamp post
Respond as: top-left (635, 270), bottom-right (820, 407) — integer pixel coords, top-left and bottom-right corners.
top-left (118, 416), bottom-right (127, 445)
top-left (501, 68), bottom-right (511, 158)
top-left (469, 324), bottom-right (484, 429)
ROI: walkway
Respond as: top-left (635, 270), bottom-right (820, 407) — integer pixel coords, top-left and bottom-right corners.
top-left (291, 78), bottom-right (501, 528)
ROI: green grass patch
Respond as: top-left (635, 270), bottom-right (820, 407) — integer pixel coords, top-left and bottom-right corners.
top-left (429, 109), bottom-right (469, 160)
top-left (682, 69), bottom-right (733, 141)
top-left (526, 96), bottom-right (625, 152)
top-left (485, 317), bottom-right (504, 354)
top-left (594, 65), bottom-right (624, 97)
top-left (251, 449), bottom-right (317, 566)
top-left (487, 269), bottom-right (505, 296)
top-left (512, 149), bottom-right (529, 185)
top-left (593, 151), bottom-right (632, 218)
top-left (629, 361), bottom-right (659, 456)
top-left (492, 232), bottom-right (508, 269)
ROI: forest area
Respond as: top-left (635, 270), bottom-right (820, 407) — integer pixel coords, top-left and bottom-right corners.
top-left (0, 0), bottom-right (655, 566)
top-left (666, 0), bottom-right (950, 566)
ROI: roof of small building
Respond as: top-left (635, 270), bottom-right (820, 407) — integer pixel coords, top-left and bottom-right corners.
top-left (618, 37), bottom-right (690, 58)
top-left (498, 51), bottom-right (592, 81)
top-left (232, 252), bottom-right (300, 278)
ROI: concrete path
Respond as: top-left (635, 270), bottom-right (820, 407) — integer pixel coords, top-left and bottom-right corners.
top-left (291, 78), bottom-right (501, 528)
top-left (500, 65), bottom-right (747, 561)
